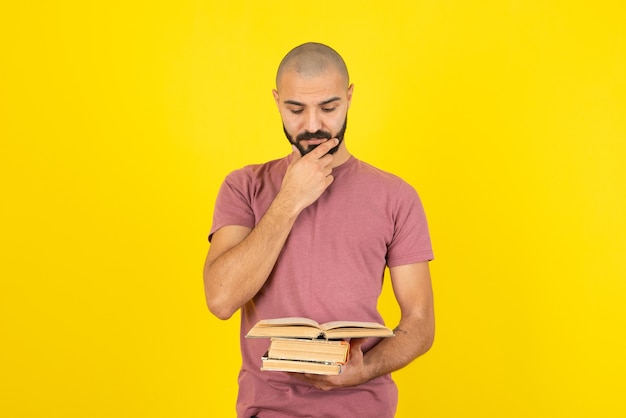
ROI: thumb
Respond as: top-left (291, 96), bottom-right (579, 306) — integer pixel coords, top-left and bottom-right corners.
top-left (349, 338), bottom-right (366, 353)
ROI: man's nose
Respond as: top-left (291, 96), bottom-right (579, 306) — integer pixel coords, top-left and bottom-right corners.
top-left (305, 110), bottom-right (322, 133)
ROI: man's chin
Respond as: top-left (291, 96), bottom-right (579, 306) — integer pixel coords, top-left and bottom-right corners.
top-left (284, 117), bottom-right (347, 156)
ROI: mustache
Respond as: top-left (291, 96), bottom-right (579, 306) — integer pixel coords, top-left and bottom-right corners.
top-left (296, 130), bottom-right (333, 141)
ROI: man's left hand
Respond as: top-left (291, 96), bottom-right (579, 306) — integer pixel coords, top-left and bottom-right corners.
top-left (290, 338), bottom-right (369, 391)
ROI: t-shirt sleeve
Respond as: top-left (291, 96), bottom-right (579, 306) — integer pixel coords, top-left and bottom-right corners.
top-left (209, 169), bottom-right (256, 242)
top-left (386, 181), bottom-right (434, 267)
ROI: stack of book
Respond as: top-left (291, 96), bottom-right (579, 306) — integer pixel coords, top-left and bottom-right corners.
top-left (262, 338), bottom-right (350, 375)
top-left (246, 317), bottom-right (394, 375)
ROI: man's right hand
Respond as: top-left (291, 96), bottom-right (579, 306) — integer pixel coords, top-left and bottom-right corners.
top-left (278, 138), bottom-right (339, 214)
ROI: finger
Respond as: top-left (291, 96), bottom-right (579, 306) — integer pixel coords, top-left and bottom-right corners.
top-left (307, 138), bottom-right (339, 160)
top-left (350, 337), bottom-right (365, 347)
top-left (349, 338), bottom-right (366, 352)
top-left (325, 174), bottom-right (335, 188)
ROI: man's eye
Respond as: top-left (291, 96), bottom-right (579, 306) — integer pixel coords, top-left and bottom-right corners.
top-left (290, 109), bottom-right (304, 114)
top-left (322, 107), bottom-right (336, 113)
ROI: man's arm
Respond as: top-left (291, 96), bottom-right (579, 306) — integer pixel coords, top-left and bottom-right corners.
top-left (203, 139), bottom-right (339, 320)
top-left (298, 261), bottom-right (434, 390)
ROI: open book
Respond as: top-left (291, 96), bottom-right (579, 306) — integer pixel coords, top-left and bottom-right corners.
top-left (246, 317), bottom-right (394, 340)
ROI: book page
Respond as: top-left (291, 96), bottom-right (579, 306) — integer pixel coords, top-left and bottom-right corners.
top-left (320, 320), bottom-right (389, 331)
top-left (256, 317), bottom-right (321, 328)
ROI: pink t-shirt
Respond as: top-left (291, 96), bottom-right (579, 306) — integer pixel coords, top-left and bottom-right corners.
top-left (210, 155), bottom-right (433, 418)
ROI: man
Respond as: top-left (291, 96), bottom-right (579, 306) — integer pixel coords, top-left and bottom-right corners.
top-left (204, 42), bottom-right (434, 417)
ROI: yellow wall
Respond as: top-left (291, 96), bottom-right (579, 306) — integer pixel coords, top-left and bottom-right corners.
top-left (1, 1), bottom-right (624, 417)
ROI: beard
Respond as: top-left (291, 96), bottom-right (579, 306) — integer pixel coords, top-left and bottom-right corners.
top-left (283, 117), bottom-right (348, 156)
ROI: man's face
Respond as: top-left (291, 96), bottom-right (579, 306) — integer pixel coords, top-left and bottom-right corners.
top-left (273, 69), bottom-right (353, 156)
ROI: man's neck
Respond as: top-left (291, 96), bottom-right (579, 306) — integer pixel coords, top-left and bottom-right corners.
top-left (330, 144), bottom-right (351, 168)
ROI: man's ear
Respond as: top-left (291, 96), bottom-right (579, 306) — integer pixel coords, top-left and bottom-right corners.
top-left (272, 89), bottom-right (280, 106)
top-left (347, 84), bottom-right (354, 108)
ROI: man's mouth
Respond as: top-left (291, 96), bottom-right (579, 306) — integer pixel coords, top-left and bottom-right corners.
top-left (300, 138), bottom-right (330, 146)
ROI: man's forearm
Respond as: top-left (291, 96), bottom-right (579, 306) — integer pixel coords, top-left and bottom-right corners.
top-left (362, 313), bottom-right (435, 380)
top-left (203, 195), bottom-right (300, 319)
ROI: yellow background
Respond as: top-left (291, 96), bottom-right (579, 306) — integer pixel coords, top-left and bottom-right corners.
top-left (1, 1), bottom-right (624, 417)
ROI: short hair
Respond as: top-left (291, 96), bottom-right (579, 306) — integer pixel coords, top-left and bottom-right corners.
top-left (276, 42), bottom-right (349, 87)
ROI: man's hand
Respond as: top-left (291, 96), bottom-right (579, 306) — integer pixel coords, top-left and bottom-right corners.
top-left (288, 261), bottom-right (435, 390)
top-left (278, 138), bottom-right (339, 215)
top-left (293, 262), bottom-right (435, 389)
top-left (290, 338), bottom-right (369, 391)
